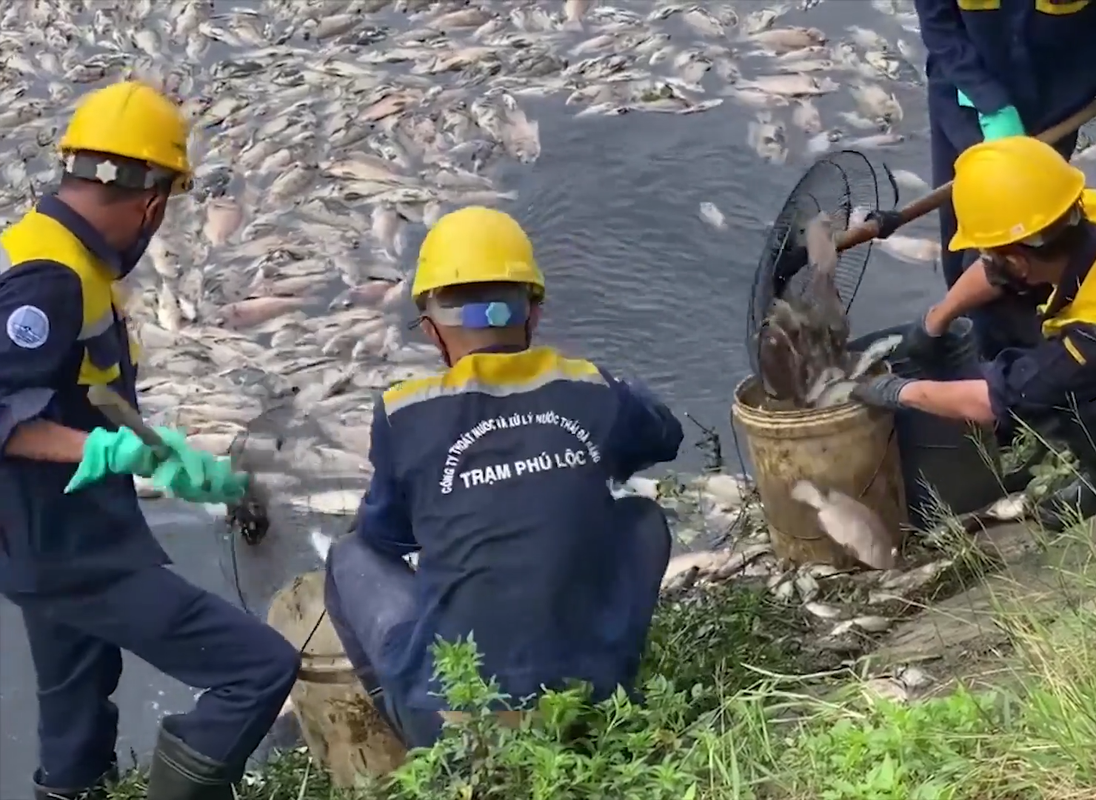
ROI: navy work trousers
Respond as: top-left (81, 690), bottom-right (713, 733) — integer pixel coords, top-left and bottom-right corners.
top-left (324, 496), bottom-right (671, 749)
top-left (930, 92), bottom-right (1079, 360)
top-left (7, 566), bottom-right (301, 789)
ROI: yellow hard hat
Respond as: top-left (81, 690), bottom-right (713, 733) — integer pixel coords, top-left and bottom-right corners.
top-left (59, 81), bottom-right (191, 194)
top-left (949, 136), bottom-right (1086, 251)
top-left (412, 206), bottom-right (545, 301)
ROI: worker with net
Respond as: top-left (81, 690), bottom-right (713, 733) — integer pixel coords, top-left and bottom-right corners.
top-left (323, 206), bottom-right (684, 747)
top-left (854, 136), bottom-right (1096, 531)
top-left (915, 0), bottom-right (1096, 361)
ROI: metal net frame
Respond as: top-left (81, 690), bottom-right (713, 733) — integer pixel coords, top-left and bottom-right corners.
top-left (746, 150), bottom-right (897, 376)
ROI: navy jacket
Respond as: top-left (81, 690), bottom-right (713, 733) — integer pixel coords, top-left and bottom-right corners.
top-left (984, 216), bottom-right (1096, 432)
top-left (917, 0), bottom-right (1096, 133)
top-left (0, 196), bottom-right (167, 594)
top-left (354, 345), bottom-right (683, 711)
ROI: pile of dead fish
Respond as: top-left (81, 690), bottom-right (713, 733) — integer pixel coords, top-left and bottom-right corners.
top-left (631, 471), bottom-right (951, 660)
top-left (756, 213), bottom-right (902, 410)
top-left (0, 0), bottom-right (966, 510)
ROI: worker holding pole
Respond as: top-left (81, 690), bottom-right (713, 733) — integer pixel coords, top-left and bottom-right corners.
top-left (855, 137), bottom-right (1096, 531)
top-left (914, 0), bottom-right (1096, 360)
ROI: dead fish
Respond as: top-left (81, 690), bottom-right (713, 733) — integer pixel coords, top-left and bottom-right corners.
top-left (791, 480), bottom-right (898, 570)
top-left (699, 201), bottom-right (726, 230)
top-left (803, 212), bottom-right (849, 356)
top-left (848, 334), bottom-right (903, 380)
top-left (750, 27), bottom-right (827, 53)
top-left (791, 99), bottom-right (822, 134)
top-left (219, 297), bottom-right (310, 329)
top-left (890, 168), bottom-right (930, 195)
top-left (202, 198), bottom-right (243, 247)
top-left (877, 235), bottom-right (942, 265)
top-left (804, 601), bottom-right (844, 620)
top-left (563, 0), bottom-right (593, 26)
top-left (747, 111), bottom-right (788, 163)
top-left (738, 74), bottom-right (838, 98)
top-left (330, 280), bottom-right (396, 310)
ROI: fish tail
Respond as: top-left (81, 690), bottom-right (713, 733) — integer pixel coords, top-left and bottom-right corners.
top-left (791, 479), bottom-right (825, 509)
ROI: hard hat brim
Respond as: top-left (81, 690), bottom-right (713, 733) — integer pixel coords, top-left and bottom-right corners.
top-left (947, 230), bottom-right (973, 252)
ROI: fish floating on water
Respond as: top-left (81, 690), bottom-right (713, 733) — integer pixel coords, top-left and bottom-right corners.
top-left (0, 0), bottom-right (930, 517)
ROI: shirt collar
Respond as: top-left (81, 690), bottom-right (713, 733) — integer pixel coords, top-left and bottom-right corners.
top-left (468, 344), bottom-right (527, 355)
top-left (35, 194), bottom-right (124, 278)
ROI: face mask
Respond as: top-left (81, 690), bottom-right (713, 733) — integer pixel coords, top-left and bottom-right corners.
top-left (118, 198), bottom-right (160, 277)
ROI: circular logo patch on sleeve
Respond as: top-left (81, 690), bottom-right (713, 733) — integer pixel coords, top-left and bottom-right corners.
top-left (6, 305), bottom-right (50, 349)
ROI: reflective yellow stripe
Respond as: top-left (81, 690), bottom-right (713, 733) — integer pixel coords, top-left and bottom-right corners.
top-left (958, 0), bottom-right (1000, 9)
top-left (1035, 0), bottom-right (1090, 14)
top-left (1063, 336), bottom-right (1087, 364)
top-left (383, 347), bottom-right (607, 415)
top-left (78, 310), bottom-right (112, 341)
top-left (0, 209), bottom-right (137, 384)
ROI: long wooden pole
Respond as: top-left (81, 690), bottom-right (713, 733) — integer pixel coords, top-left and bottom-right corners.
top-left (834, 98), bottom-right (1096, 252)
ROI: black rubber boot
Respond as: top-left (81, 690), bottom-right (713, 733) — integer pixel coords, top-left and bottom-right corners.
top-left (33, 757), bottom-right (118, 800)
top-left (145, 727), bottom-right (235, 800)
top-left (1034, 469), bottom-right (1096, 532)
top-left (1032, 412), bottom-right (1096, 533)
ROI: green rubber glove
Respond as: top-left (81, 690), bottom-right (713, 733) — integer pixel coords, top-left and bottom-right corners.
top-left (978, 106), bottom-right (1025, 141)
top-left (956, 90), bottom-right (1025, 140)
top-left (66, 427), bottom-right (170, 493)
top-left (152, 451), bottom-right (249, 504)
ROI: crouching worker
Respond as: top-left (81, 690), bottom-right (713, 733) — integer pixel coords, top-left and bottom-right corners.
top-left (855, 137), bottom-right (1096, 531)
top-left (324, 206), bottom-right (684, 748)
top-left (0, 81), bottom-right (300, 800)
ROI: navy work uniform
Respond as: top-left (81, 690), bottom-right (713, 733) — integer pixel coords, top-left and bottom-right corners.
top-left (916, 0), bottom-right (1096, 357)
top-left (325, 345), bottom-right (684, 747)
top-left (0, 196), bottom-right (300, 793)
top-left (983, 198), bottom-right (1096, 467)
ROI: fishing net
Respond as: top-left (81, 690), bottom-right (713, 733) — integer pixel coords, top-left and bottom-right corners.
top-left (746, 149), bottom-right (898, 377)
top-left (216, 392), bottom-right (368, 618)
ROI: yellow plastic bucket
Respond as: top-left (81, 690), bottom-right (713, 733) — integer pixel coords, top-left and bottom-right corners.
top-left (267, 571), bottom-right (407, 786)
top-left (731, 376), bottom-right (907, 565)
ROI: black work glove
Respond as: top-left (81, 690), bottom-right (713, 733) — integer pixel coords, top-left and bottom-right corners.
top-left (852, 374), bottom-right (913, 410)
top-left (866, 209), bottom-right (904, 240)
top-left (904, 312), bottom-right (963, 366)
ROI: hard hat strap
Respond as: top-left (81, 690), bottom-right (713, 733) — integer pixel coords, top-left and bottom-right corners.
top-left (424, 297), bottom-right (529, 329)
top-left (63, 152), bottom-right (176, 193)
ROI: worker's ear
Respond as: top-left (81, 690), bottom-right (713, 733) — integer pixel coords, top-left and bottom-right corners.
top-left (420, 316), bottom-right (443, 350)
top-left (136, 190), bottom-right (169, 230)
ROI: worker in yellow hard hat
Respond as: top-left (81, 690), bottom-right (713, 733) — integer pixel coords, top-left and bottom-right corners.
top-left (323, 206), bottom-right (684, 747)
top-left (855, 136), bottom-right (1096, 530)
top-left (0, 81), bottom-right (299, 800)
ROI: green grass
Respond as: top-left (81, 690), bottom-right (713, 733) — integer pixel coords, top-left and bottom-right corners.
top-left (106, 436), bottom-right (1096, 800)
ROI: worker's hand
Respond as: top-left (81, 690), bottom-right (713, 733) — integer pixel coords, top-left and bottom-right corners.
top-left (65, 426), bottom-right (176, 493)
top-left (152, 449), bottom-right (249, 504)
top-left (904, 311), bottom-right (962, 366)
top-left (978, 106), bottom-right (1025, 141)
top-left (852, 374), bottom-right (913, 411)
